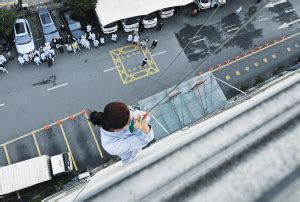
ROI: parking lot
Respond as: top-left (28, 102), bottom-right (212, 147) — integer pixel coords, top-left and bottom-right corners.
top-left (0, 110), bottom-right (112, 199)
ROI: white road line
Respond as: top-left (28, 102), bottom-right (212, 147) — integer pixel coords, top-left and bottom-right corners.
top-left (47, 83), bottom-right (68, 91)
top-left (192, 38), bottom-right (206, 44)
top-left (151, 51), bottom-right (167, 57)
top-left (258, 17), bottom-right (269, 22)
top-left (34, 38), bottom-right (44, 42)
top-left (224, 24), bottom-right (236, 29)
top-left (189, 35), bottom-right (201, 40)
top-left (0, 103), bottom-right (5, 107)
top-left (227, 27), bottom-right (239, 33)
top-left (285, 9), bottom-right (295, 13)
top-left (103, 66), bottom-right (119, 72)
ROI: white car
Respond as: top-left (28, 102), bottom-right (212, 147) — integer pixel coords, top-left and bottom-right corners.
top-left (199, 0), bottom-right (211, 9)
top-left (159, 7), bottom-right (175, 18)
top-left (142, 12), bottom-right (157, 29)
top-left (100, 22), bottom-right (118, 34)
top-left (211, 0), bottom-right (226, 7)
top-left (13, 18), bottom-right (35, 55)
top-left (122, 17), bottom-right (139, 32)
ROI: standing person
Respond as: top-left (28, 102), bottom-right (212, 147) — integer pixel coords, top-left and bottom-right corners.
top-left (133, 27), bottom-right (139, 35)
top-left (141, 57), bottom-right (148, 67)
top-left (86, 24), bottom-right (92, 33)
top-left (133, 34), bottom-right (139, 45)
top-left (72, 41), bottom-right (79, 53)
top-left (34, 55), bottom-right (41, 66)
top-left (156, 22), bottom-right (164, 31)
top-left (40, 52), bottom-right (47, 61)
top-left (85, 39), bottom-right (91, 50)
top-left (61, 24), bottom-right (67, 34)
top-left (66, 44), bottom-right (73, 53)
top-left (127, 34), bottom-right (133, 43)
top-left (100, 36), bottom-right (105, 45)
top-left (0, 62), bottom-right (8, 74)
top-left (93, 39), bottom-right (99, 48)
top-left (111, 33), bottom-right (117, 42)
top-left (18, 55), bottom-right (25, 65)
top-left (88, 102), bottom-right (154, 164)
top-left (23, 53), bottom-right (30, 64)
top-left (150, 39), bottom-right (158, 49)
top-left (47, 56), bottom-right (53, 67)
top-left (6, 51), bottom-right (14, 61)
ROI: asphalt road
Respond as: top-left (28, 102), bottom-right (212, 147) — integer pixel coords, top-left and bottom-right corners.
top-left (0, 0), bottom-right (300, 145)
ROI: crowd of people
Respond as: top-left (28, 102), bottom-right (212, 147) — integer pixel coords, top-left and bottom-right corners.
top-left (1, 24), bottom-right (159, 74)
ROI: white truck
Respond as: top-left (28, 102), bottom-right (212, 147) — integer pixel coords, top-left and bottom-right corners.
top-left (0, 153), bottom-right (73, 196)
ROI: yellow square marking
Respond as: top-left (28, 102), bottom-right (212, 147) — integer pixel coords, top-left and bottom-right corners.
top-left (287, 47), bottom-right (292, 52)
top-left (109, 45), bottom-right (159, 84)
top-left (225, 75), bottom-right (231, 80)
top-left (235, 71), bottom-right (240, 76)
top-left (272, 54), bottom-right (277, 59)
top-left (245, 67), bottom-right (250, 71)
top-left (263, 58), bottom-right (268, 63)
top-left (254, 62), bottom-right (259, 67)
top-left (126, 54), bottom-right (131, 58)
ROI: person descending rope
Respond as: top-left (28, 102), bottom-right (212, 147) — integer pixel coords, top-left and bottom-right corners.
top-left (89, 102), bottom-right (154, 164)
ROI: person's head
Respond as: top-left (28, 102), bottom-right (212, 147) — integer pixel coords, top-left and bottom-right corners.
top-left (89, 102), bottom-right (130, 131)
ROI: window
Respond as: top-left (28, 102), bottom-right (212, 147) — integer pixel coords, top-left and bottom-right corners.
top-left (15, 22), bottom-right (26, 34)
top-left (40, 13), bottom-right (52, 25)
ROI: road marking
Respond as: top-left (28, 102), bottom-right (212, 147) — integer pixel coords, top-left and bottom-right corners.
top-left (225, 75), bottom-right (231, 80)
top-left (287, 47), bottom-right (292, 52)
top-left (103, 66), bottom-right (119, 72)
top-left (278, 19), bottom-right (300, 29)
top-left (59, 124), bottom-right (78, 171)
top-left (254, 62), bottom-right (259, 67)
top-left (151, 51), bottom-right (167, 57)
top-left (295, 44), bottom-right (299, 48)
top-left (34, 38), bottom-right (44, 42)
top-left (189, 35), bottom-right (202, 40)
top-left (32, 133), bottom-right (41, 156)
top-left (192, 38), bottom-right (205, 44)
top-left (83, 112), bottom-right (104, 158)
top-left (235, 71), bottom-right (241, 76)
top-left (258, 17), bottom-right (269, 22)
top-left (245, 67), bottom-right (250, 71)
top-left (285, 9), bottom-right (295, 13)
top-left (224, 24), bottom-right (236, 29)
top-left (0, 103), bottom-right (5, 107)
top-left (272, 54), bottom-right (277, 59)
top-left (47, 83), bottom-right (68, 91)
top-left (227, 27), bottom-right (239, 33)
top-left (263, 58), bottom-right (268, 63)
top-left (3, 145), bottom-right (11, 164)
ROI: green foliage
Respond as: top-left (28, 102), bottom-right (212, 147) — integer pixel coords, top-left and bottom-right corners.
top-left (0, 9), bottom-right (16, 37)
top-left (240, 84), bottom-right (248, 92)
top-left (67, 0), bottom-right (97, 18)
top-left (273, 64), bottom-right (285, 75)
top-left (254, 76), bottom-right (264, 85)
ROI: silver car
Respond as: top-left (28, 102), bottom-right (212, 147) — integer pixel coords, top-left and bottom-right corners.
top-left (38, 9), bottom-right (60, 42)
top-left (13, 18), bottom-right (35, 55)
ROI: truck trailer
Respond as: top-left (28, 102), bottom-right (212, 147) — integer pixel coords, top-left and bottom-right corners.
top-left (0, 153), bottom-right (73, 196)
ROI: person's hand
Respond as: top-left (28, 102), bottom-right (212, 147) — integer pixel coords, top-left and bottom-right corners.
top-left (134, 114), bottom-right (150, 134)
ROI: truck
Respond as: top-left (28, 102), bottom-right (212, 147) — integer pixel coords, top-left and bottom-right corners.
top-left (0, 153), bottom-right (73, 196)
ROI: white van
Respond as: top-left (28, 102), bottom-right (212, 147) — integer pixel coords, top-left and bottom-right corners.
top-left (211, 0), bottom-right (226, 7)
top-left (142, 12), bottom-right (157, 28)
top-left (122, 17), bottom-right (139, 32)
top-left (159, 7), bottom-right (175, 18)
top-left (101, 22), bottom-right (118, 34)
top-left (199, 0), bottom-right (211, 9)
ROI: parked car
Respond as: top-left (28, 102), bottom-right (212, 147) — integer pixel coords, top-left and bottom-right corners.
top-left (211, 0), bottom-right (226, 7)
top-left (121, 17), bottom-right (139, 32)
top-left (142, 12), bottom-right (157, 28)
top-left (61, 10), bottom-right (84, 40)
top-left (100, 22), bottom-right (118, 34)
top-left (199, 0), bottom-right (211, 9)
top-left (37, 9), bottom-right (60, 43)
top-left (159, 7), bottom-right (175, 18)
top-left (13, 18), bottom-right (35, 55)
top-left (0, 33), bottom-right (10, 52)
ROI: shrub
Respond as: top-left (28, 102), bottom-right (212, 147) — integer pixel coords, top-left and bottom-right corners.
top-left (254, 76), bottom-right (264, 85)
top-left (240, 84), bottom-right (248, 92)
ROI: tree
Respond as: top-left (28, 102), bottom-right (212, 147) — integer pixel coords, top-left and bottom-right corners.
top-left (0, 9), bottom-right (16, 37)
top-left (67, 0), bottom-right (97, 18)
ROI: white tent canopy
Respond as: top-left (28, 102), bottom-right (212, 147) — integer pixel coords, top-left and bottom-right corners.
top-left (95, 0), bottom-right (195, 26)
